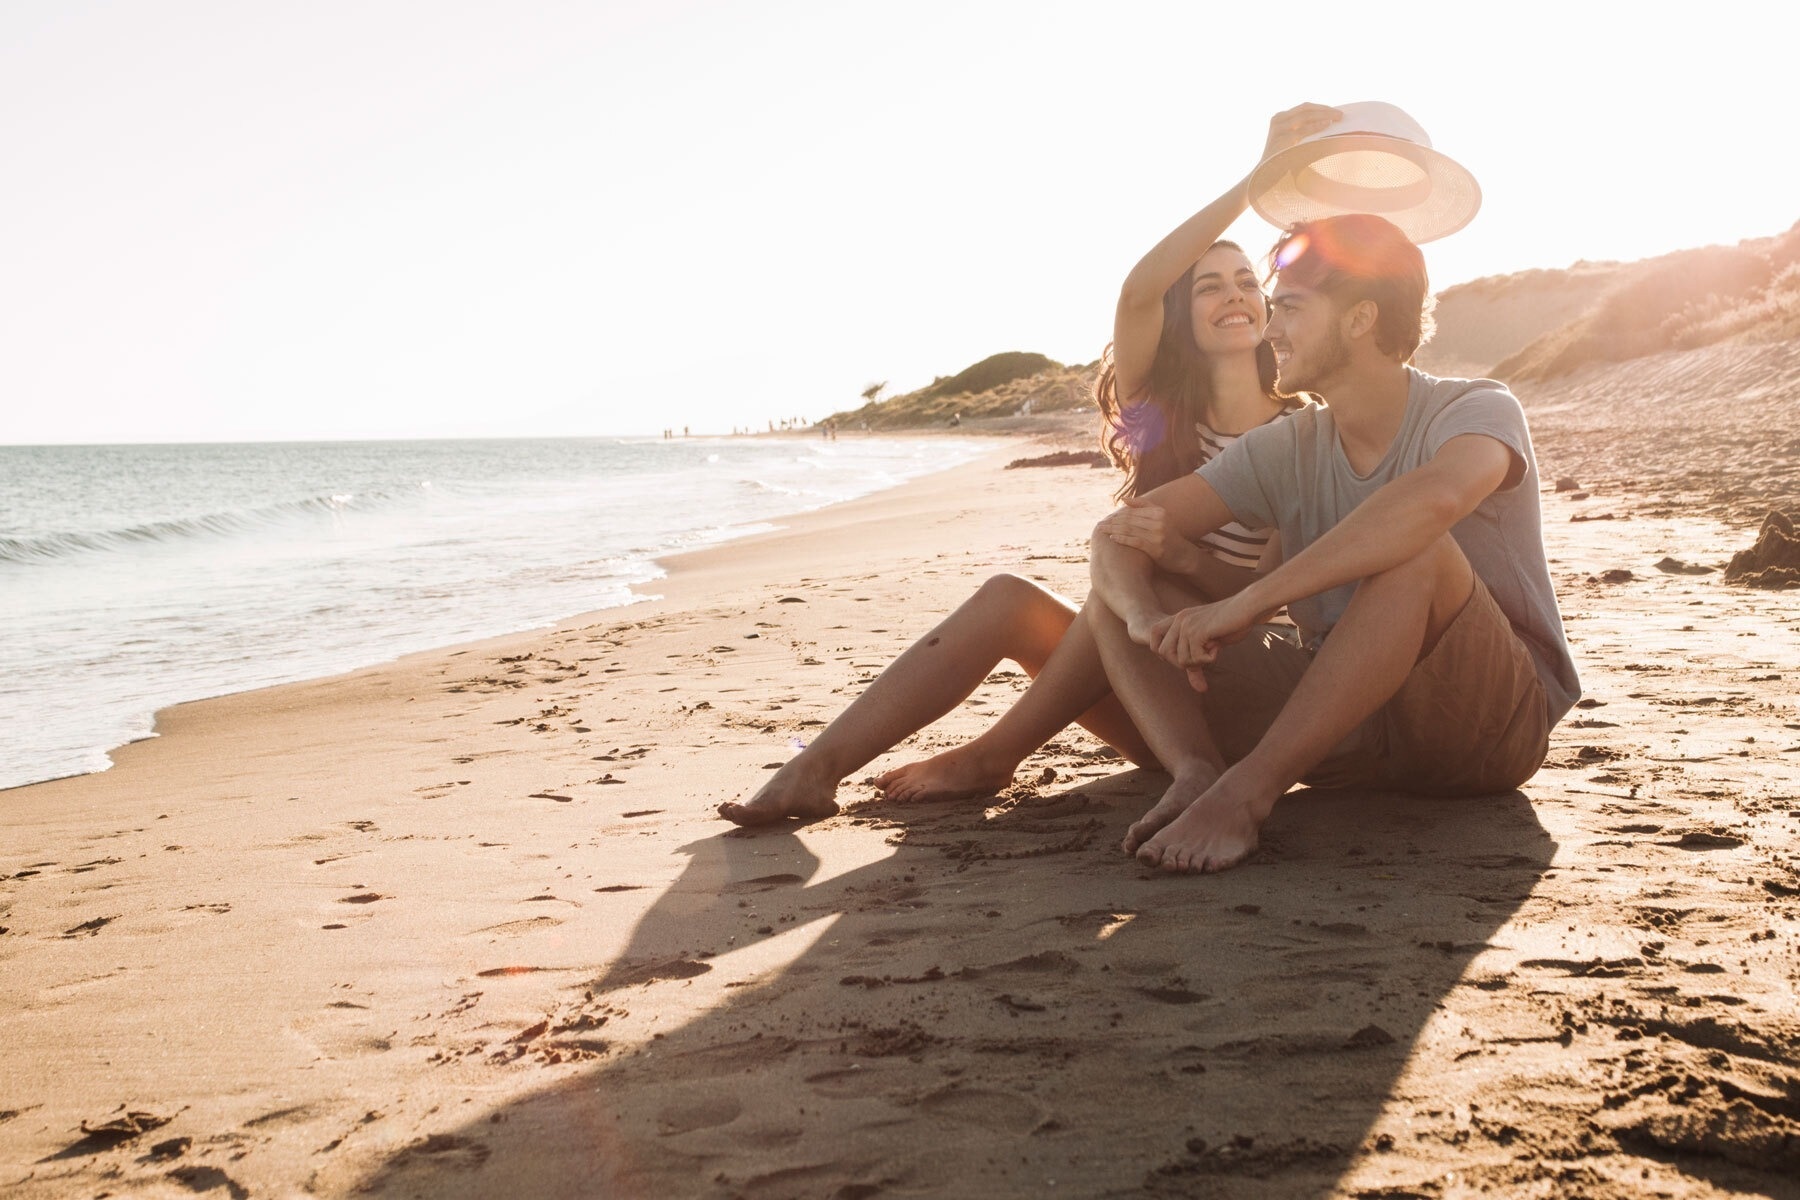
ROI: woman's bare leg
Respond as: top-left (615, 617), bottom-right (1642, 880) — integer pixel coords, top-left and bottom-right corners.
top-left (719, 575), bottom-right (1081, 825)
top-left (1082, 575), bottom-right (1233, 855)
top-left (874, 595), bottom-right (1156, 803)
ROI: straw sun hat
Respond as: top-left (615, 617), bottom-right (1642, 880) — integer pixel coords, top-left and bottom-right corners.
top-left (1247, 102), bottom-right (1481, 244)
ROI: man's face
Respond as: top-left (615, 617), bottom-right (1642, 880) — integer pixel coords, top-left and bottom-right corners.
top-left (1265, 275), bottom-right (1351, 395)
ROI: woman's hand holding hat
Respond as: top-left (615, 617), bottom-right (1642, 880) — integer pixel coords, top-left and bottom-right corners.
top-left (1260, 103), bottom-right (1343, 165)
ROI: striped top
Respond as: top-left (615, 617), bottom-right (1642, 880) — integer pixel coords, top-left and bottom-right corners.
top-left (1194, 403), bottom-right (1305, 569)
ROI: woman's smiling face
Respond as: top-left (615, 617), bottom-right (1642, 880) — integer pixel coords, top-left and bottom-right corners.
top-left (1188, 244), bottom-right (1267, 357)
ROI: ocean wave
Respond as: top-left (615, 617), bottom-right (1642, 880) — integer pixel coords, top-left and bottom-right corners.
top-left (0, 489), bottom-right (418, 566)
top-left (738, 477), bottom-right (813, 498)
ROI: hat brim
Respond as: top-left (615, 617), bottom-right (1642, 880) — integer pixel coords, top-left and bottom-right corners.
top-left (1248, 134), bottom-right (1481, 245)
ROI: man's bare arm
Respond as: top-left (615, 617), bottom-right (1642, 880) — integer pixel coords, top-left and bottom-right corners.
top-left (1090, 474), bottom-right (1239, 641)
top-left (1095, 497), bottom-right (1265, 600)
top-left (1182, 434), bottom-right (1514, 647)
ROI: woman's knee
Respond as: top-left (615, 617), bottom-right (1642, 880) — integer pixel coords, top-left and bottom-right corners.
top-left (971, 572), bottom-right (1063, 616)
top-left (968, 573), bottom-right (1076, 647)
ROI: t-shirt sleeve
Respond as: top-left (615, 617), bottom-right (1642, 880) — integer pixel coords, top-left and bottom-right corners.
top-left (1423, 386), bottom-right (1532, 492)
top-left (1195, 419), bottom-right (1288, 529)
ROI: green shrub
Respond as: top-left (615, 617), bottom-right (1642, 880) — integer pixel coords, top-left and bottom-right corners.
top-left (916, 352), bottom-right (1061, 401)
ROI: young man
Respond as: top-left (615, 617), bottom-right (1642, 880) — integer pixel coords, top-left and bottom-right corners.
top-left (1087, 214), bottom-right (1581, 874)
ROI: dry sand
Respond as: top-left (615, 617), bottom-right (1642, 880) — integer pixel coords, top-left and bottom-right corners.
top-left (3, 381), bottom-right (1799, 1198)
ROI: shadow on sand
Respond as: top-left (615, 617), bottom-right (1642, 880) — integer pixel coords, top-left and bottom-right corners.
top-left (357, 774), bottom-right (1552, 1198)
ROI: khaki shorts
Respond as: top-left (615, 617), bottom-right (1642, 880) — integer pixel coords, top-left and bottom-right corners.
top-left (1198, 576), bottom-right (1550, 796)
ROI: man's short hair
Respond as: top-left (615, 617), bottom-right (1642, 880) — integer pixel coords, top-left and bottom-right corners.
top-left (1269, 215), bottom-right (1436, 363)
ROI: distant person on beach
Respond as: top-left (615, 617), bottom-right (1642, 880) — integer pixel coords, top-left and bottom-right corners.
top-left (1090, 212), bottom-right (1582, 873)
top-left (718, 105), bottom-right (1337, 827)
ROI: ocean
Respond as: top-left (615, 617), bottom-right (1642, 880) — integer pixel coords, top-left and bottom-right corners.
top-left (0, 434), bottom-right (991, 791)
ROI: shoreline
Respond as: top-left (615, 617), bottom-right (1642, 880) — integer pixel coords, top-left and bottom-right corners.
top-left (4, 407), bottom-right (1797, 1197)
top-left (4, 428), bottom-right (1079, 796)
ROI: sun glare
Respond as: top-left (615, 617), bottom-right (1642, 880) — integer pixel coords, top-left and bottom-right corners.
top-left (1275, 232), bottom-right (1312, 271)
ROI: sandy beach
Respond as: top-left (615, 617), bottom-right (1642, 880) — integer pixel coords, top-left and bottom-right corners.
top-left (4, 378), bottom-right (1799, 1197)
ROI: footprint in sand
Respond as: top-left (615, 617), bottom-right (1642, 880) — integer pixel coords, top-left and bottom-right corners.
top-left (1134, 984), bottom-right (1211, 1005)
top-left (166, 1165), bottom-right (251, 1198)
top-left (863, 924), bottom-right (934, 948)
top-left (471, 916), bottom-right (564, 936)
top-left (385, 1133), bottom-right (491, 1175)
top-left (918, 1087), bottom-right (1041, 1133)
top-left (655, 1094), bottom-right (743, 1136)
top-left (722, 873), bottom-right (806, 894)
top-left (242, 1102), bottom-right (326, 1130)
top-left (960, 950), bottom-right (1081, 978)
top-left (288, 1026), bottom-right (394, 1059)
top-left (603, 957), bottom-right (713, 987)
top-left (803, 1063), bottom-right (911, 1099)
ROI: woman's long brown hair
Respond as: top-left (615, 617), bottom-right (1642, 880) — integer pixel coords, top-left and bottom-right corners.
top-left (1096, 241), bottom-right (1279, 500)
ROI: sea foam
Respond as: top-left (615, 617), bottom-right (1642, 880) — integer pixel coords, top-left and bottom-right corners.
top-left (0, 435), bottom-right (989, 790)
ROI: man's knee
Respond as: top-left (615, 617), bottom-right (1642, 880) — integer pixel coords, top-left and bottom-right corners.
top-left (1085, 589), bottom-right (1125, 631)
top-left (1353, 535), bottom-right (1477, 659)
top-left (1086, 518), bottom-right (1113, 561)
top-left (1363, 533), bottom-right (1467, 587)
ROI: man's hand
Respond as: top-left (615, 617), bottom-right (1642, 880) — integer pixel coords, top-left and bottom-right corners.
top-left (1148, 594), bottom-right (1258, 691)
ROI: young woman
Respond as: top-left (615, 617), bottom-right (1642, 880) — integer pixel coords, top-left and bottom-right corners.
top-left (719, 104), bottom-right (1339, 826)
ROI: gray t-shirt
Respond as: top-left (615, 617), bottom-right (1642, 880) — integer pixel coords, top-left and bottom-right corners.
top-left (1197, 367), bottom-right (1581, 724)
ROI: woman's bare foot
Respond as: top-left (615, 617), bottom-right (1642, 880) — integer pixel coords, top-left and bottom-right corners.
top-left (874, 744), bottom-right (1019, 804)
top-left (1134, 771), bottom-right (1272, 873)
top-left (718, 759), bottom-right (842, 826)
top-left (1120, 767), bottom-right (1215, 855)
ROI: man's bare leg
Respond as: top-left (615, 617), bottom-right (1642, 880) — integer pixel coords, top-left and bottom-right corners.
top-left (719, 575), bottom-right (1079, 825)
top-left (875, 596), bottom-right (1157, 803)
top-left (1137, 535), bottom-right (1477, 873)
top-left (1084, 578), bottom-right (1232, 853)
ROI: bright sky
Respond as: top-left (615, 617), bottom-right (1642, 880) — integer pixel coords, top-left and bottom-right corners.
top-left (4, 0), bottom-right (1795, 444)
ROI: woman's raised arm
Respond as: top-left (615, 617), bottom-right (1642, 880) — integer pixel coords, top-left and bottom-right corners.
top-left (1111, 103), bottom-right (1340, 404)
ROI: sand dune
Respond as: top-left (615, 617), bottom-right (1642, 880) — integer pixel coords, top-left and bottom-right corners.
top-left (1421, 220), bottom-right (1800, 384)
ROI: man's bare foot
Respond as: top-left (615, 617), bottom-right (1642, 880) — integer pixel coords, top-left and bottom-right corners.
top-left (718, 759), bottom-right (842, 826)
top-left (874, 744), bottom-right (1019, 804)
top-left (1134, 771), bottom-right (1272, 873)
top-left (1121, 767), bottom-right (1215, 855)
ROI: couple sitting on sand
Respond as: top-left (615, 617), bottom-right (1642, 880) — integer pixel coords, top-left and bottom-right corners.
top-left (722, 104), bottom-right (1581, 873)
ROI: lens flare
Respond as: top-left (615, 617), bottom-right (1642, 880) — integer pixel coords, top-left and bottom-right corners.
top-left (1274, 232), bottom-right (1310, 271)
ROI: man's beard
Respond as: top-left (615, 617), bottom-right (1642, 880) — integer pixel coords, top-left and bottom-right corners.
top-left (1275, 327), bottom-right (1352, 395)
